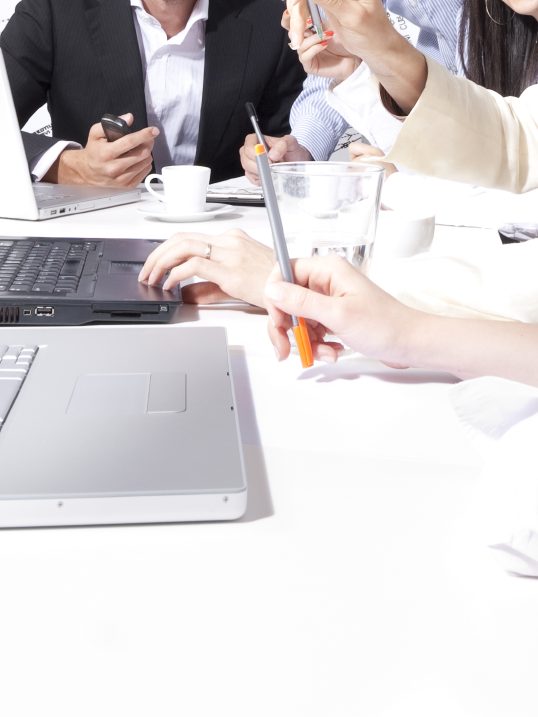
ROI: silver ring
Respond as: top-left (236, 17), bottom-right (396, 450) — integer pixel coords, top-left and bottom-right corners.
top-left (204, 243), bottom-right (212, 260)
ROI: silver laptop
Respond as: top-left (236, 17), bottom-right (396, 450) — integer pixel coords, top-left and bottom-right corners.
top-left (0, 325), bottom-right (247, 527)
top-left (0, 50), bottom-right (140, 220)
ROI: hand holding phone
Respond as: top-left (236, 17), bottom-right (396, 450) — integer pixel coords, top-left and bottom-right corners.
top-left (100, 113), bottom-right (131, 142)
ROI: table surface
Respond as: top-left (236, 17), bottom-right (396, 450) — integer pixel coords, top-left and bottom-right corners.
top-left (0, 198), bottom-right (536, 717)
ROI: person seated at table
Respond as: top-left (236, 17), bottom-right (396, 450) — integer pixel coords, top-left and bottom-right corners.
top-left (0, 0), bottom-right (305, 186)
top-left (240, 0), bottom-right (464, 181)
top-left (263, 253), bottom-right (538, 387)
top-left (284, 0), bottom-right (538, 193)
top-left (139, 0), bottom-right (538, 306)
top-left (241, 0), bottom-right (538, 192)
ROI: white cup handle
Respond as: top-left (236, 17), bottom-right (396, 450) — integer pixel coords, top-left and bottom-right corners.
top-left (144, 174), bottom-right (165, 201)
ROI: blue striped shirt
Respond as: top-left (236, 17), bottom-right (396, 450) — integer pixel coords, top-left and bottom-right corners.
top-left (290, 0), bottom-right (463, 160)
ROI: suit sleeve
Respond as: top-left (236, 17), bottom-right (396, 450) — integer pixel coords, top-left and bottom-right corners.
top-left (255, 32), bottom-right (306, 140)
top-left (1, 0), bottom-right (66, 165)
top-left (384, 58), bottom-right (538, 193)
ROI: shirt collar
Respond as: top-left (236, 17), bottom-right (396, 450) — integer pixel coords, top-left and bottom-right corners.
top-left (130, 0), bottom-right (209, 30)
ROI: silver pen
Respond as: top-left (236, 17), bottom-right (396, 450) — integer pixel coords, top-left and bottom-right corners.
top-left (253, 142), bottom-right (313, 368)
top-left (306, 1), bottom-right (324, 39)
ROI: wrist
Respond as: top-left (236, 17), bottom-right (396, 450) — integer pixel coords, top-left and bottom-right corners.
top-left (52, 148), bottom-right (84, 184)
top-left (368, 37), bottom-right (427, 115)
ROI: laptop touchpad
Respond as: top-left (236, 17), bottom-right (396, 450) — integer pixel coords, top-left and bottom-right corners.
top-left (67, 373), bottom-right (186, 416)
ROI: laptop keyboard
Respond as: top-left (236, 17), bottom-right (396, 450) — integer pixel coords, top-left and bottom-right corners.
top-left (0, 344), bottom-right (37, 430)
top-left (0, 239), bottom-right (98, 294)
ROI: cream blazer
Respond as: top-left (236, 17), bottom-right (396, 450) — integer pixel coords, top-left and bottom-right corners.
top-left (384, 57), bottom-right (538, 193)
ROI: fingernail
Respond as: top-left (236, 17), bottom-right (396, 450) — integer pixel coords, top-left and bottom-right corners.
top-left (324, 30), bottom-right (335, 37)
top-left (288, 41), bottom-right (298, 50)
top-left (151, 127), bottom-right (160, 136)
top-left (320, 40), bottom-right (328, 47)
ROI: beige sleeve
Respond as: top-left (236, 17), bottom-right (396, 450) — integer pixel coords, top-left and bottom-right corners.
top-left (383, 57), bottom-right (538, 193)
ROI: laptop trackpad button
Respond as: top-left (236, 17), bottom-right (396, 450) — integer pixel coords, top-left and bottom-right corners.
top-left (147, 372), bottom-right (186, 413)
top-left (67, 373), bottom-right (186, 415)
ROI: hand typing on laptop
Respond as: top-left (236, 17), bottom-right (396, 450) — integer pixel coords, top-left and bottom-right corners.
top-left (139, 229), bottom-right (273, 307)
top-left (43, 113), bottom-right (159, 188)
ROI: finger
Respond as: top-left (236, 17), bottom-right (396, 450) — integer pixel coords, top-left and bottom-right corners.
top-left (286, 0), bottom-right (310, 50)
top-left (88, 121), bottom-right (107, 141)
top-left (161, 255), bottom-right (232, 292)
top-left (267, 319), bottom-right (292, 361)
top-left (141, 234), bottom-right (213, 283)
top-left (297, 42), bottom-right (330, 70)
top-left (242, 133), bottom-right (259, 153)
top-left (111, 126), bottom-right (160, 155)
top-left (239, 145), bottom-right (259, 177)
top-left (118, 112), bottom-right (134, 126)
top-left (245, 170), bottom-right (261, 185)
top-left (267, 136), bottom-right (293, 163)
top-left (264, 278), bottom-right (334, 325)
top-left (111, 156), bottom-right (154, 185)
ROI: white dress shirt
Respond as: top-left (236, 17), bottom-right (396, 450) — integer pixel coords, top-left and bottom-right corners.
top-left (290, 0), bottom-right (462, 160)
top-left (131, 0), bottom-right (208, 171)
top-left (32, 0), bottom-right (208, 179)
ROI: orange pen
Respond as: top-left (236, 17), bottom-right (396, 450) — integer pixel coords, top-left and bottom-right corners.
top-left (253, 142), bottom-right (313, 368)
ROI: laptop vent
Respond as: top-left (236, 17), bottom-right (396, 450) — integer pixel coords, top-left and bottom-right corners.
top-left (0, 306), bottom-right (20, 324)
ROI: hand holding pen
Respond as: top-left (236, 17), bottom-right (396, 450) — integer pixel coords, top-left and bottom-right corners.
top-left (246, 102), bottom-right (313, 368)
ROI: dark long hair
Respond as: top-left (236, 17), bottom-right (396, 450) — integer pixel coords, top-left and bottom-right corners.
top-left (459, 1), bottom-right (538, 96)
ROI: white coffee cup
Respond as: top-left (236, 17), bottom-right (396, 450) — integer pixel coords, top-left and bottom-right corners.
top-left (144, 165), bottom-right (211, 214)
top-left (374, 208), bottom-right (435, 259)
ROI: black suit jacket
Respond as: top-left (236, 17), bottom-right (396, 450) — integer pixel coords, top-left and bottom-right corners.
top-left (1, 0), bottom-right (305, 183)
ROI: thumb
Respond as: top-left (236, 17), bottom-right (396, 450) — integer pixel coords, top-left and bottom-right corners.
top-left (265, 280), bottom-right (334, 326)
top-left (119, 112), bottom-right (134, 126)
top-left (267, 137), bottom-right (291, 163)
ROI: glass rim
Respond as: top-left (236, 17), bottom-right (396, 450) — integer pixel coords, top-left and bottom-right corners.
top-left (269, 161), bottom-right (385, 176)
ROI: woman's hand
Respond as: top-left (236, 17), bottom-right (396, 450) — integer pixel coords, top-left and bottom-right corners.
top-left (138, 229), bottom-right (274, 307)
top-left (285, 1), bottom-right (427, 114)
top-left (349, 140), bottom-right (397, 177)
top-left (281, 10), bottom-right (359, 82)
top-left (264, 254), bottom-right (415, 365)
top-left (286, 0), bottom-right (392, 61)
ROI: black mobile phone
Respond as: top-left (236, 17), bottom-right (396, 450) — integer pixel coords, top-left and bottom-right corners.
top-left (100, 113), bottom-right (131, 142)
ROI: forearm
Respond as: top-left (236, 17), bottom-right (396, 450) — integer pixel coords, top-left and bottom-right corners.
top-left (384, 58), bottom-right (538, 192)
top-left (401, 311), bottom-right (538, 386)
top-left (364, 33), bottom-right (427, 115)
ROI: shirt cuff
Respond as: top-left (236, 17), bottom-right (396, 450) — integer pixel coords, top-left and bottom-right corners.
top-left (31, 141), bottom-right (82, 181)
top-left (291, 115), bottom-right (346, 161)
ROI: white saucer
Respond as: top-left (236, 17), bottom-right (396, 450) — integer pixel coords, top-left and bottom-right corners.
top-left (137, 202), bottom-right (235, 222)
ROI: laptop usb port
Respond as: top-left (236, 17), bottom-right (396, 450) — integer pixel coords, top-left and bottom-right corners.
top-left (50, 209), bottom-right (57, 215)
top-left (35, 306), bottom-right (54, 317)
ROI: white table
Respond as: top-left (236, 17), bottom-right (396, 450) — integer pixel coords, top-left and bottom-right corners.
top-left (0, 201), bottom-right (536, 717)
